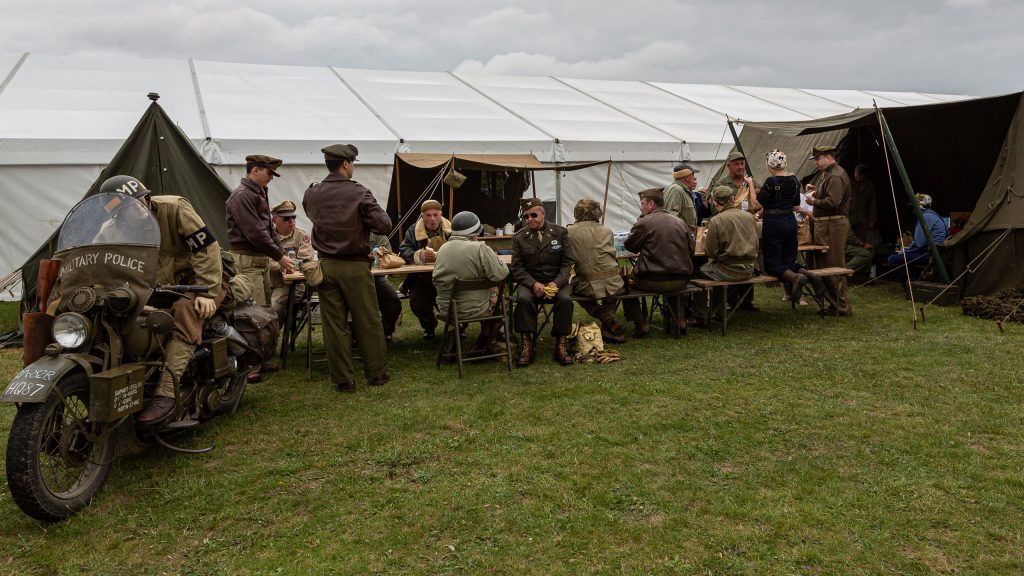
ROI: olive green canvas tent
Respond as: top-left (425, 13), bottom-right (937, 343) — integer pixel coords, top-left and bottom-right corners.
top-left (20, 98), bottom-right (232, 312)
top-left (728, 91), bottom-right (1024, 296)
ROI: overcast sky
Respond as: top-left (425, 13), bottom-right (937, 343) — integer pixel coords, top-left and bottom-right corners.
top-left (2, 0), bottom-right (1021, 96)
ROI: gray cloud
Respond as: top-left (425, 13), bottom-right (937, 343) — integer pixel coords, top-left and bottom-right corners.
top-left (1, 0), bottom-right (1020, 96)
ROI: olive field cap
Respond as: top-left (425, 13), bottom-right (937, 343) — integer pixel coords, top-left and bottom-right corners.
top-left (271, 200), bottom-right (297, 217)
top-left (712, 185), bottom-right (737, 203)
top-left (810, 145), bottom-right (838, 159)
top-left (726, 151), bottom-right (746, 162)
top-left (246, 155), bottom-right (282, 177)
top-left (321, 144), bottom-right (359, 161)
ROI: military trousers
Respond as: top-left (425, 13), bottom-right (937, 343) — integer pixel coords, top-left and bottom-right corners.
top-left (318, 259), bottom-right (388, 386)
top-left (375, 276), bottom-right (402, 337)
top-left (233, 251), bottom-right (272, 306)
top-left (402, 273), bottom-right (438, 332)
top-left (813, 218), bottom-right (853, 316)
top-left (514, 284), bottom-right (573, 337)
top-left (631, 276), bottom-right (689, 324)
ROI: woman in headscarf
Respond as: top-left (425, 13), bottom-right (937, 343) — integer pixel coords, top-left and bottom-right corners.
top-left (757, 149), bottom-right (825, 306)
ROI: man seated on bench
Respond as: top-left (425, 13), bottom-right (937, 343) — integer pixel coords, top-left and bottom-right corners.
top-left (691, 186), bottom-right (759, 328)
top-left (432, 211), bottom-right (510, 360)
top-left (624, 187), bottom-right (695, 336)
top-left (566, 198), bottom-right (636, 343)
top-left (511, 198), bottom-right (575, 367)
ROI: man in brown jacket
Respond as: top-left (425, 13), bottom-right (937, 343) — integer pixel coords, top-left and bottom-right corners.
top-left (624, 188), bottom-right (694, 335)
top-left (806, 145), bottom-right (853, 316)
top-left (303, 144), bottom-right (393, 391)
top-left (566, 199), bottom-right (631, 342)
top-left (226, 154), bottom-right (293, 307)
top-left (691, 186), bottom-right (760, 327)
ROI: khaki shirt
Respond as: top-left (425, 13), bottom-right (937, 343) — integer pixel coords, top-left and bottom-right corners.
top-left (663, 181), bottom-right (698, 228)
top-left (150, 196), bottom-right (222, 297)
top-left (704, 205), bottom-right (759, 271)
top-left (566, 220), bottom-right (624, 299)
top-left (711, 174), bottom-right (760, 214)
top-left (269, 226), bottom-right (313, 287)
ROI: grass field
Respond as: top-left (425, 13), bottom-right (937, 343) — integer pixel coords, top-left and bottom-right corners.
top-left (0, 283), bottom-right (1022, 575)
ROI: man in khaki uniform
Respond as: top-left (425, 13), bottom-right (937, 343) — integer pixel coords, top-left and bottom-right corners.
top-left (432, 211), bottom-right (510, 356)
top-left (268, 200), bottom-right (314, 321)
top-left (663, 163), bottom-right (701, 228)
top-left (691, 186), bottom-right (760, 327)
top-left (806, 145), bottom-right (853, 316)
top-left (566, 198), bottom-right (632, 342)
top-left (710, 150), bottom-right (761, 311)
top-left (97, 176), bottom-right (223, 424)
top-left (303, 144), bottom-right (392, 391)
top-left (226, 154), bottom-right (293, 307)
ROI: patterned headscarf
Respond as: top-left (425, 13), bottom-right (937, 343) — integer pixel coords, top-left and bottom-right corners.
top-left (915, 193), bottom-right (933, 208)
top-left (766, 149), bottom-right (787, 170)
top-left (574, 198), bottom-right (603, 223)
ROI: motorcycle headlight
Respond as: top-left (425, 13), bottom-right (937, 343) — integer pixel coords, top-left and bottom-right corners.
top-left (52, 313), bottom-right (92, 350)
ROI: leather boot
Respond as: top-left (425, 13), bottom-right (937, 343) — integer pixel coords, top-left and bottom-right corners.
top-left (516, 332), bottom-right (535, 368)
top-left (468, 321), bottom-right (498, 358)
top-left (553, 335), bottom-right (574, 366)
top-left (138, 339), bottom-right (191, 424)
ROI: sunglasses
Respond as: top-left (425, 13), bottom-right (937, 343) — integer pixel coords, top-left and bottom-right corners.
top-left (279, 216), bottom-right (296, 221)
top-left (525, 212), bottom-right (543, 220)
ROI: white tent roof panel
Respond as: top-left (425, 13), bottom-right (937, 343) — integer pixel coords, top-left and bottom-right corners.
top-left (862, 90), bottom-right (943, 106)
top-left (922, 93), bottom-right (975, 102)
top-left (194, 60), bottom-right (398, 164)
top-left (729, 86), bottom-right (853, 119)
top-left (556, 77), bottom-right (729, 160)
top-left (800, 89), bottom-right (905, 109)
top-left (455, 73), bottom-right (680, 161)
top-left (651, 83), bottom-right (812, 122)
top-left (336, 68), bottom-right (551, 156)
top-left (0, 53), bottom-right (23, 83)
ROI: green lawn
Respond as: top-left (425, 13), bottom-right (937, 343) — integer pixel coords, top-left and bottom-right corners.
top-left (0, 284), bottom-right (1021, 575)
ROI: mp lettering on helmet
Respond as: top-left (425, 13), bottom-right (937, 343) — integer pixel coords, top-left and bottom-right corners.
top-left (117, 180), bottom-right (142, 195)
top-left (184, 226), bottom-right (216, 252)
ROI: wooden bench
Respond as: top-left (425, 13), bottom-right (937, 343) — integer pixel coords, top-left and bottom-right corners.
top-left (571, 286), bottom-right (702, 338)
top-left (690, 267), bottom-right (855, 335)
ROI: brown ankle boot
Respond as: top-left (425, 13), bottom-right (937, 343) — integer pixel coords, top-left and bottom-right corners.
top-left (554, 335), bottom-right (574, 366)
top-left (516, 333), bottom-right (535, 368)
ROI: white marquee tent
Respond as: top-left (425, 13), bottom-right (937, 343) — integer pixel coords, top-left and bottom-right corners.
top-left (0, 52), bottom-right (970, 298)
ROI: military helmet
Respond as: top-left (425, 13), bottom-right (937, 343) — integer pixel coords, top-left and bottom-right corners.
top-left (100, 175), bottom-right (150, 200)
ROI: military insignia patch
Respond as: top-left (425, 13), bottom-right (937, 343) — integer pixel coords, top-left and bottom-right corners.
top-left (184, 226), bottom-right (216, 252)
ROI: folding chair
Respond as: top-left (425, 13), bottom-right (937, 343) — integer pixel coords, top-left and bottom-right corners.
top-left (436, 278), bottom-right (513, 378)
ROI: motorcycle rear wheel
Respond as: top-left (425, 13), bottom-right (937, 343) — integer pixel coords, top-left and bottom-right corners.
top-left (6, 372), bottom-right (115, 522)
top-left (217, 371), bottom-right (248, 416)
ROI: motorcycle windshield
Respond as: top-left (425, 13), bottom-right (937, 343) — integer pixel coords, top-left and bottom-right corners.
top-left (53, 194), bottom-right (162, 310)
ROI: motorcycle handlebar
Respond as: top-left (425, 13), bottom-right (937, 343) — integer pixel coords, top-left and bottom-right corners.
top-left (156, 285), bottom-right (210, 294)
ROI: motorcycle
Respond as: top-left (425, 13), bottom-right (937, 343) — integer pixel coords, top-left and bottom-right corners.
top-left (3, 192), bottom-right (272, 522)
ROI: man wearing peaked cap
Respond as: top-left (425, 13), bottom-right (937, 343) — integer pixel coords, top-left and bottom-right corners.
top-left (226, 153), bottom-right (289, 307)
top-left (806, 142), bottom-right (853, 315)
top-left (708, 150), bottom-right (761, 311)
top-left (269, 199), bottom-right (314, 325)
top-left (304, 143), bottom-right (393, 391)
top-left (663, 163), bottom-right (701, 228)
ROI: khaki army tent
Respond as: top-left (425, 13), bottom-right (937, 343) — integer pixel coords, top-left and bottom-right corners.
top-left (729, 92), bottom-right (1024, 296)
top-left (20, 97), bottom-right (232, 311)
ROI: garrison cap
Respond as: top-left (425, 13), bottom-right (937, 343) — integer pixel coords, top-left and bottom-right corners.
top-left (246, 154), bottom-right (282, 177)
top-left (521, 197), bottom-right (545, 210)
top-left (810, 145), bottom-right (838, 159)
top-left (725, 151), bottom-right (746, 163)
top-left (712, 185), bottom-right (737, 203)
top-left (322, 143), bottom-right (359, 161)
top-left (639, 187), bottom-right (664, 200)
top-left (271, 200), bottom-right (297, 217)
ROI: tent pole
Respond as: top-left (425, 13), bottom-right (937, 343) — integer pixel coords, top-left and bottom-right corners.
top-left (876, 109), bottom-right (951, 283)
top-left (600, 160), bottom-right (612, 225)
top-left (395, 155), bottom-right (404, 244)
top-left (727, 118), bottom-right (753, 178)
top-left (447, 156), bottom-right (455, 220)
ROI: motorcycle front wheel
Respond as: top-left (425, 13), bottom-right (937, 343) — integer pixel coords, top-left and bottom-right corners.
top-left (6, 372), bottom-right (115, 522)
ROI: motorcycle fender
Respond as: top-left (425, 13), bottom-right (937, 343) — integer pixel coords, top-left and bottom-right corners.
top-left (1, 355), bottom-right (92, 404)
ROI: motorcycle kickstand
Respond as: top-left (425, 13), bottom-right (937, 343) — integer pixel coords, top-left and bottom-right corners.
top-left (152, 432), bottom-right (216, 454)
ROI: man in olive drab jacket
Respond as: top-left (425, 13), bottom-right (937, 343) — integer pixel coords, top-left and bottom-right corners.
top-left (398, 199), bottom-right (452, 339)
top-left (709, 151), bottom-right (761, 311)
top-left (226, 154), bottom-right (294, 307)
top-left (663, 163), bottom-right (701, 228)
top-left (511, 198), bottom-right (574, 367)
top-left (624, 188), bottom-right (694, 335)
top-left (303, 144), bottom-right (392, 391)
top-left (95, 176), bottom-right (223, 424)
top-left (268, 200), bottom-right (314, 324)
top-left (566, 198), bottom-right (634, 343)
top-left (691, 186), bottom-right (759, 327)
top-left (806, 145), bottom-right (853, 316)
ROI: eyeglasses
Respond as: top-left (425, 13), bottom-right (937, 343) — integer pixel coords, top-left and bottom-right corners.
top-left (280, 216), bottom-right (296, 221)
top-left (525, 212), bottom-right (543, 220)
